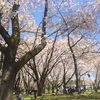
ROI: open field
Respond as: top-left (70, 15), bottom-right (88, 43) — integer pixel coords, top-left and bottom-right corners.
top-left (14, 91), bottom-right (100, 100)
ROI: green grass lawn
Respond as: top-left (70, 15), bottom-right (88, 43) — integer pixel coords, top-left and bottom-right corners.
top-left (14, 91), bottom-right (100, 100)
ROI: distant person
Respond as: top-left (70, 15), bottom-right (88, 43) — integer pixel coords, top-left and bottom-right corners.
top-left (68, 87), bottom-right (72, 95)
top-left (17, 91), bottom-right (23, 100)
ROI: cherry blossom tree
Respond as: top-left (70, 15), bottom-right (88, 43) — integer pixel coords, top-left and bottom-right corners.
top-left (0, 0), bottom-right (48, 99)
top-left (0, 0), bottom-right (100, 99)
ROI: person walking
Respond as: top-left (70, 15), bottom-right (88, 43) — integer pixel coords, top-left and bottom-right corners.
top-left (68, 87), bottom-right (72, 95)
top-left (17, 91), bottom-right (23, 100)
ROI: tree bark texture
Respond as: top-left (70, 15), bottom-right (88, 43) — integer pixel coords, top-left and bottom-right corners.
top-left (0, 69), bottom-right (16, 100)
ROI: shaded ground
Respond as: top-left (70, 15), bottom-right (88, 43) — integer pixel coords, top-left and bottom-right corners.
top-left (14, 91), bottom-right (100, 100)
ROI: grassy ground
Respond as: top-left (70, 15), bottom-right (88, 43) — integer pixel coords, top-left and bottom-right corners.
top-left (14, 91), bottom-right (100, 100)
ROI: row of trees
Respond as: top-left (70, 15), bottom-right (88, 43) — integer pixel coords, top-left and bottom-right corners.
top-left (13, 34), bottom-right (100, 95)
top-left (0, 0), bottom-right (100, 100)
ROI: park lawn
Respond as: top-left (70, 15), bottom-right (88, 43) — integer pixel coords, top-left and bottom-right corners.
top-left (14, 92), bottom-right (100, 100)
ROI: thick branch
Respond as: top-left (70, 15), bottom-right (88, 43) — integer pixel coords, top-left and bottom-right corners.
top-left (16, 38), bottom-right (47, 71)
top-left (11, 4), bottom-right (20, 47)
top-left (0, 25), bottom-right (10, 44)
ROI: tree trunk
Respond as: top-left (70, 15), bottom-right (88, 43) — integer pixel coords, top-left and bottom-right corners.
top-left (37, 82), bottom-right (43, 96)
top-left (43, 85), bottom-right (46, 93)
top-left (71, 52), bottom-right (79, 93)
top-left (63, 67), bottom-right (67, 94)
top-left (52, 84), bottom-right (55, 94)
top-left (0, 69), bottom-right (17, 100)
top-left (95, 88), bottom-right (98, 93)
top-left (0, 1), bottom-right (48, 99)
top-left (68, 33), bottom-right (79, 93)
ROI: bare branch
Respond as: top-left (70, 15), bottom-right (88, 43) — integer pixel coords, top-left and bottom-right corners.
top-left (11, 4), bottom-right (20, 46)
top-left (71, 35), bottom-right (84, 48)
top-left (79, 71), bottom-right (88, 78)
top-left (42, 0), bottom-right (48, 37)
top-left (15, 39), bottom-right (47, 71)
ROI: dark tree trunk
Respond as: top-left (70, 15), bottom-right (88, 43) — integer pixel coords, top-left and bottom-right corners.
top-left (43, 85), bottom-right (46, 93)
top-left (63, 67), bottom-right (67, 94)
top-left (37, 76), bottom-right (46, 96)
top-left (0, 45), bottom-right (18, 100)
top-left (0, 69), bottom-right (17, 100)
top-left (52, 84), bottom-right (55, 94)
top-left (68, 33), bottom-right (79, 93)
top-left (14, 73), bottom-right (21, 94)
top-left (95, 87), bottom-right (98, 93)
top-left (37, 82), bottom-right (43, 96)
